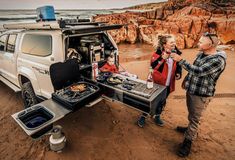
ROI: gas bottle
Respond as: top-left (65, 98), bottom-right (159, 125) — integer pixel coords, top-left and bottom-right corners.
top-left (49, 125), bottom-right (66, 152)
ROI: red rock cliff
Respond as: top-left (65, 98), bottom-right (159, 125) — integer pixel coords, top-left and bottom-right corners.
top-left (93, 0), bottom-right (235, 49)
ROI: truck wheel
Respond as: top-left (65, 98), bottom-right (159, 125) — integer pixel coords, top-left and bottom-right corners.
top-left (21, 82), bottom-right (38, 108)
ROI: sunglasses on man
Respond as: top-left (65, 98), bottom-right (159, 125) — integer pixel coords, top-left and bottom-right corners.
top-left (203, 32), bottom-right (218, 44)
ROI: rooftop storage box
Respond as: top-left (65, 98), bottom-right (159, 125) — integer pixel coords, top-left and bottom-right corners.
top-left (36, 6), bottom-right (56, 21)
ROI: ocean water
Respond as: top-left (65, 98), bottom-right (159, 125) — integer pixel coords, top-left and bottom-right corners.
top-left (0, 9), bottom-right (126, 29)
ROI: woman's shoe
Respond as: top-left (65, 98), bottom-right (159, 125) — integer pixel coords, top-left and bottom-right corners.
top-left (137, 116), bottom-right (146, 128)
top-left (154, 115), bottom-right (164, 127)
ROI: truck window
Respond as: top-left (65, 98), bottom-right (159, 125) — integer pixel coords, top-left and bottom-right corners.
top-left (6, 34), bottom-right (17, 53)
top-left (0, 35), bottom-right (8, 51)
top-left (21, 34), bottom-right (52, 56)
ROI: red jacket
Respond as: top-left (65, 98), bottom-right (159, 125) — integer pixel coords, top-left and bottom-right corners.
top-left (100, 63), bottom-right (118, 73)
top-left (151, 52), bottom-right (177, 93)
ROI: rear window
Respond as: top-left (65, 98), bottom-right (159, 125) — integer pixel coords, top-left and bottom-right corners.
top-left (7, 34), bottom-right (17, 53)
top-left (21, 34), bottom-right (52, 56)
top-left (0, 34), bottom-right (8, 51)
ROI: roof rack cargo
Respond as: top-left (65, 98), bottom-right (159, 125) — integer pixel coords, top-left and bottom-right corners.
top-left (36, 6), bottom-right (56, 22)
top-left (3, 5), bottom-right (116, 31)
top-left (58, 18), bottom-right (106, 27)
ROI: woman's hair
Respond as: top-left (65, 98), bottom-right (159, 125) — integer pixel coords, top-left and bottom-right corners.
top-left (154, 34), bottom-right (175, 51)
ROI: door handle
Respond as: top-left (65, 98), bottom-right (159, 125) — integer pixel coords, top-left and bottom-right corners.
top-left (50, 57), bottom-right (54, 61)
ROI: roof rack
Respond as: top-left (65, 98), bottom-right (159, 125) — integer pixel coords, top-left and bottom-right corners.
top-left (0, 29), bottom-right (6, 34)
top-left (3, 18), bottom-right (107, 30)
top-left (3, 21), bottom-right (62, 30)
top-left (62, 24), bottom-right (123, 35)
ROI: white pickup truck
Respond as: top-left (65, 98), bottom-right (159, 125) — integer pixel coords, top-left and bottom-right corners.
top-left (0, 20), bottom-right (121, 108)
top-left (1, 19), bottom-right (166, 139)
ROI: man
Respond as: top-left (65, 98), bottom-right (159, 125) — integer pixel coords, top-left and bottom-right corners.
top-left (171, 32), bottom-right (226, 157)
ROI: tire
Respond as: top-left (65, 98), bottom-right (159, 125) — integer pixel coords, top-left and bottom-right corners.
top-left (21, 82), bottom-right (38, 108)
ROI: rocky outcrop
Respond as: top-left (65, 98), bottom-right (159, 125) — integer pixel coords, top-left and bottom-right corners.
top-left (93, 0), bottom-right (235, 49)
top-left (123, 2), bottom-right (166, 10)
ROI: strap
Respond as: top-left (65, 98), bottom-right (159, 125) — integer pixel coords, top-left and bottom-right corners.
top-left (155, 59), bottom-right (165, 70)
top-left (151, 56), bottom-right (165, 70)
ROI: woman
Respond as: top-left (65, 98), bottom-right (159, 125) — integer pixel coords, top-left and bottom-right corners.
top-left (137, 34), bottom-right (182, 127)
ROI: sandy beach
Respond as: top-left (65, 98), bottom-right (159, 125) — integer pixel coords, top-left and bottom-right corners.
top-left (0, 44), bottom-right (234, 160)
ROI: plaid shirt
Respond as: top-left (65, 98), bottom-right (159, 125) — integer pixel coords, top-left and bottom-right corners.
top-left (179, 51), bottom-right (226, 97)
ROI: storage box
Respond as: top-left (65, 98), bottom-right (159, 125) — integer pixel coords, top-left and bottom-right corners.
top-left (87, 73), bottom-right (167, 115)
top-left (36, 6), bottom-right (56, 21)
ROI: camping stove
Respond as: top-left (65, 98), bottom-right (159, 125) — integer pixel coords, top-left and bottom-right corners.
top-left (52, 82), bottom-right (100, 111)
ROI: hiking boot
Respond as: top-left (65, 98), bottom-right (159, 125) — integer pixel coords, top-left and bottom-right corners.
top-left (177, 138), bottom-right (192, 157)
top-left (154, 115), bottom-right (164, 127)
top-left (137, 116), bottom-right (146, 128)
top-left (176, 126), bottom-right (188, 134)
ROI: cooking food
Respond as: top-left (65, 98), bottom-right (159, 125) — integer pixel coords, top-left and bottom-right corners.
top-left (107, 76), bottom-right (123, 85)
top-left (52, 82), bottom-right (100, 110)
top-left (70, 84), bottom-right (86, 92)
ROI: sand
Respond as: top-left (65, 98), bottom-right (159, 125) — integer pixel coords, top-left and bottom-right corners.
top-left (0, 45), bottom-right (234, 160)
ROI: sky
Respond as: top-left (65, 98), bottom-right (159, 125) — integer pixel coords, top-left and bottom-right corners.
top-left (0, 0), bottom-right (166, 10)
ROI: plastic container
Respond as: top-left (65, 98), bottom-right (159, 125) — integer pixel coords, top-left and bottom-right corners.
top-left (18, 106), bottom-right (54, 129)
top-left (36, 6), bottom-right (56, 21)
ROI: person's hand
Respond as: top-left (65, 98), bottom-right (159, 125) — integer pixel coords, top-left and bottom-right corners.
top-left (170, 53), bottom-right (183, 62)
top-left (165, 48), bottom-right (171, 53)
top-left (175, 73), bottom-right (181, 80)
top-left (162, 52), bottom-right (170, 60)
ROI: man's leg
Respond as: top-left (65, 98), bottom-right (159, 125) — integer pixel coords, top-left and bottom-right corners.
top-left (178, 92), bottom-right (211, 157)
top-left (185, 93), bottom-right (211, 141)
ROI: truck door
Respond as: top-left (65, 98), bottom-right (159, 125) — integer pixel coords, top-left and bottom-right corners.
top-left (0, 34), bottom-right (8, 76)
top-left (20, 33), bottom-right (56, 98)
top-left (0, 33), bottom-right (20, 88)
